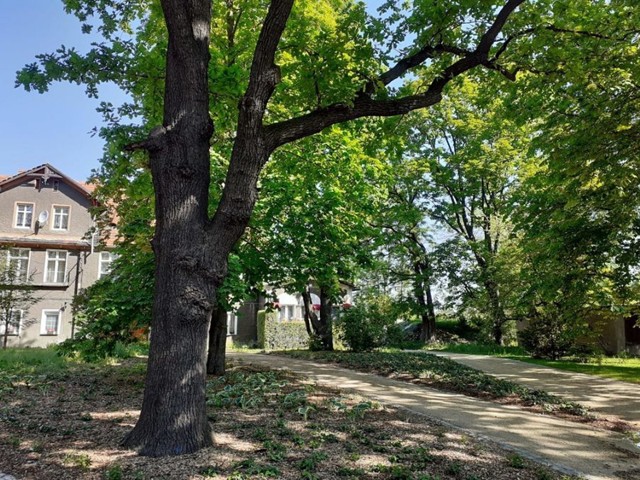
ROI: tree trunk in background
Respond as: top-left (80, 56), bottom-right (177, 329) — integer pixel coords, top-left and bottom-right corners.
top-left (485, 278), bottom-right (507, 345)
top-left (418, 286), bottom-right (437, 343)
top-left (301, 285), bottom-right (333, 350)
top-left (300, 288), bottom-right (315, 337)
top-left (318, 286), bottom-right (334, 350)
top-left (413, 261), bottom-right (436, 343)
top-left (207, 307), bottom-right (228, 375)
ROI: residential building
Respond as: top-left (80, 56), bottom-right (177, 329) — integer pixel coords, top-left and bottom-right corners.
top-left (0, 164), bottom-right (114, 347)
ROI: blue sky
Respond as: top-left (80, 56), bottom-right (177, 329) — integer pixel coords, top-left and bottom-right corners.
top-left (0, 1), bottom-right (128, 180)
top-left (1, 1), bottom-right (385, 181)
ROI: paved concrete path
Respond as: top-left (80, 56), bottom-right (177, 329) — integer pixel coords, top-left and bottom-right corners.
top-left (231, 352), bottom-right (640, 480)
top-left (426, 351), bottom-right (640, 428)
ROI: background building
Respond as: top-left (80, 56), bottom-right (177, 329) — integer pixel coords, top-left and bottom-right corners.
top-left (0, 164), bottom-right (114, 347)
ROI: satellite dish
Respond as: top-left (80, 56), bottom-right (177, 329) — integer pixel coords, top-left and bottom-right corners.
top-left (37, 210), bottom-right (49, 225)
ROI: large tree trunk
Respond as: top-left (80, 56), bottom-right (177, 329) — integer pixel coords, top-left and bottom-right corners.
top-left (207, 307), bottom-right (228, 375)
top-left (121, 232), bottom-right (216, 455)
top-left (121, 0), bottom-right (217, 456)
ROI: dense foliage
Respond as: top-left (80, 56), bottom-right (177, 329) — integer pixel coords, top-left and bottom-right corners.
top-left (336, 295), bottom-right (403, 352)
top-left (257, 310), bottom-right (309, 351)
top-left (57, 250), bottom-right (154, 360)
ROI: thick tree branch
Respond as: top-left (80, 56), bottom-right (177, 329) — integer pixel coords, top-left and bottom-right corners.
top-left (375, 43), bottom-right (468, 90)
top-left (207, 0), bottom-right (294, 257)
top-left (238, 0), bottom-right (294, 136)
top-left (265, 0), bottom-right (526, 151)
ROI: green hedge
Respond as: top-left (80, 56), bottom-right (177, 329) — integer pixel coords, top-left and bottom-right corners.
top-left (257, 310), bottom-right (309, 351)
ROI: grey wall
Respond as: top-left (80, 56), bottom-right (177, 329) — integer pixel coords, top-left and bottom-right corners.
top-left (1, 177), bottom-right (108, 348)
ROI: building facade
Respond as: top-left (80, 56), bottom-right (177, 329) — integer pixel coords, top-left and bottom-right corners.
top-left (0, 164), bottom-right (114, 348)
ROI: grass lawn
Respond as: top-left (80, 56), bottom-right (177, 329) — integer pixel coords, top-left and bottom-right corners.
top-left (509, 356), bottom-right (640, 384)
top-left (425, 343), bottom-right (640, 384)
top-left (0, 347), bottom-right (68, 375)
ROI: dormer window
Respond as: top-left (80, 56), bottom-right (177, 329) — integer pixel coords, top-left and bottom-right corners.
top-left (15, 203), bottom-right (34, 228)
top-left (52, 206), bottom-right (70, 231)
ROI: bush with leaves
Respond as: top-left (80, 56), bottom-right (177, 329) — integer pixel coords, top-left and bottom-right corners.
top-left (518, 307), bottom-right (597, 360)
top-left (57, 250), bottom-right (154, 361)
top-left (336, 294), bottom-right (401, 352)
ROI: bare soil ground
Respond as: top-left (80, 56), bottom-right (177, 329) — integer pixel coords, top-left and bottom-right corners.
top-left (0, 358), bottom-right (579, 480)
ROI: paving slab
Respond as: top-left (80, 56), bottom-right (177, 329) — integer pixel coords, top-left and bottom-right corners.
top-left (425, 351), bottom-right (640, 428)
top-left (231, 352), bottom-right (640, 480)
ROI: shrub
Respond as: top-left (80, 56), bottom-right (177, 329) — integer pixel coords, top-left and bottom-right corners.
top-left (519, 317), bottom-right (573, 360)
top-left (336, 295), bottom-right (400, 352)
top-left (518, 312), bottom-right (594, 360)
top-left (56, 250), bottom-right (154, 361)
top-left (257, 310), bottom-right (308, 351)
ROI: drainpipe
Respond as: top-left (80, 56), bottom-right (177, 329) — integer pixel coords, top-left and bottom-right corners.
top-left (71, 250), bottom-right (82, 338)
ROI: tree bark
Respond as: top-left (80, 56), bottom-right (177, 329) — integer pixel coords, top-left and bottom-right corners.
top-left (301, 285), bottom-right (333, 350)
top-left (318, 286), bottom-right (334, 351)
top-left (485, 278), bottom-right (507, 345)
top-left (207, 307), bottom-right (228, 375)
top-left (300, 287), bottom-right (315, 337)
top-left (413, 261), bottom-right (436, 343)
top-left (121, 0), bottom-right (217, 456)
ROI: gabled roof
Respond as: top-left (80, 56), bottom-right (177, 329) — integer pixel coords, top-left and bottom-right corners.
top-left (0, 163), bottom-right (94, 200)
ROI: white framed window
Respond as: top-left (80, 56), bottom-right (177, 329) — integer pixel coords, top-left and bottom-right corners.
top-left (7, 248), bottom-right (30, 283)
top-left (227, 312), bottom-right (238, 336)
top-left (15, 203), bottom-right (34, 228)
top-left (51, 205), bottom-right (70, 231)
top-left (0, 310), bottom-right (23, 336)
top-left (279, 304), bottom-right (305, 321)
top-left (98, 252), bottom-right (116, 279)
top-left (40, 310), bottom-right (61, 336)
top-left (45, 250), bottom-right (68, 284)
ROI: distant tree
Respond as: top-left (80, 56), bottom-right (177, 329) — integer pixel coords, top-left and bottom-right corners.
top-left (251, 126), bottom-right (382, 350)
top-left (368, 139), bottom-right (439, 343)
top-left (0, 249), bottom-right (40, 349)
